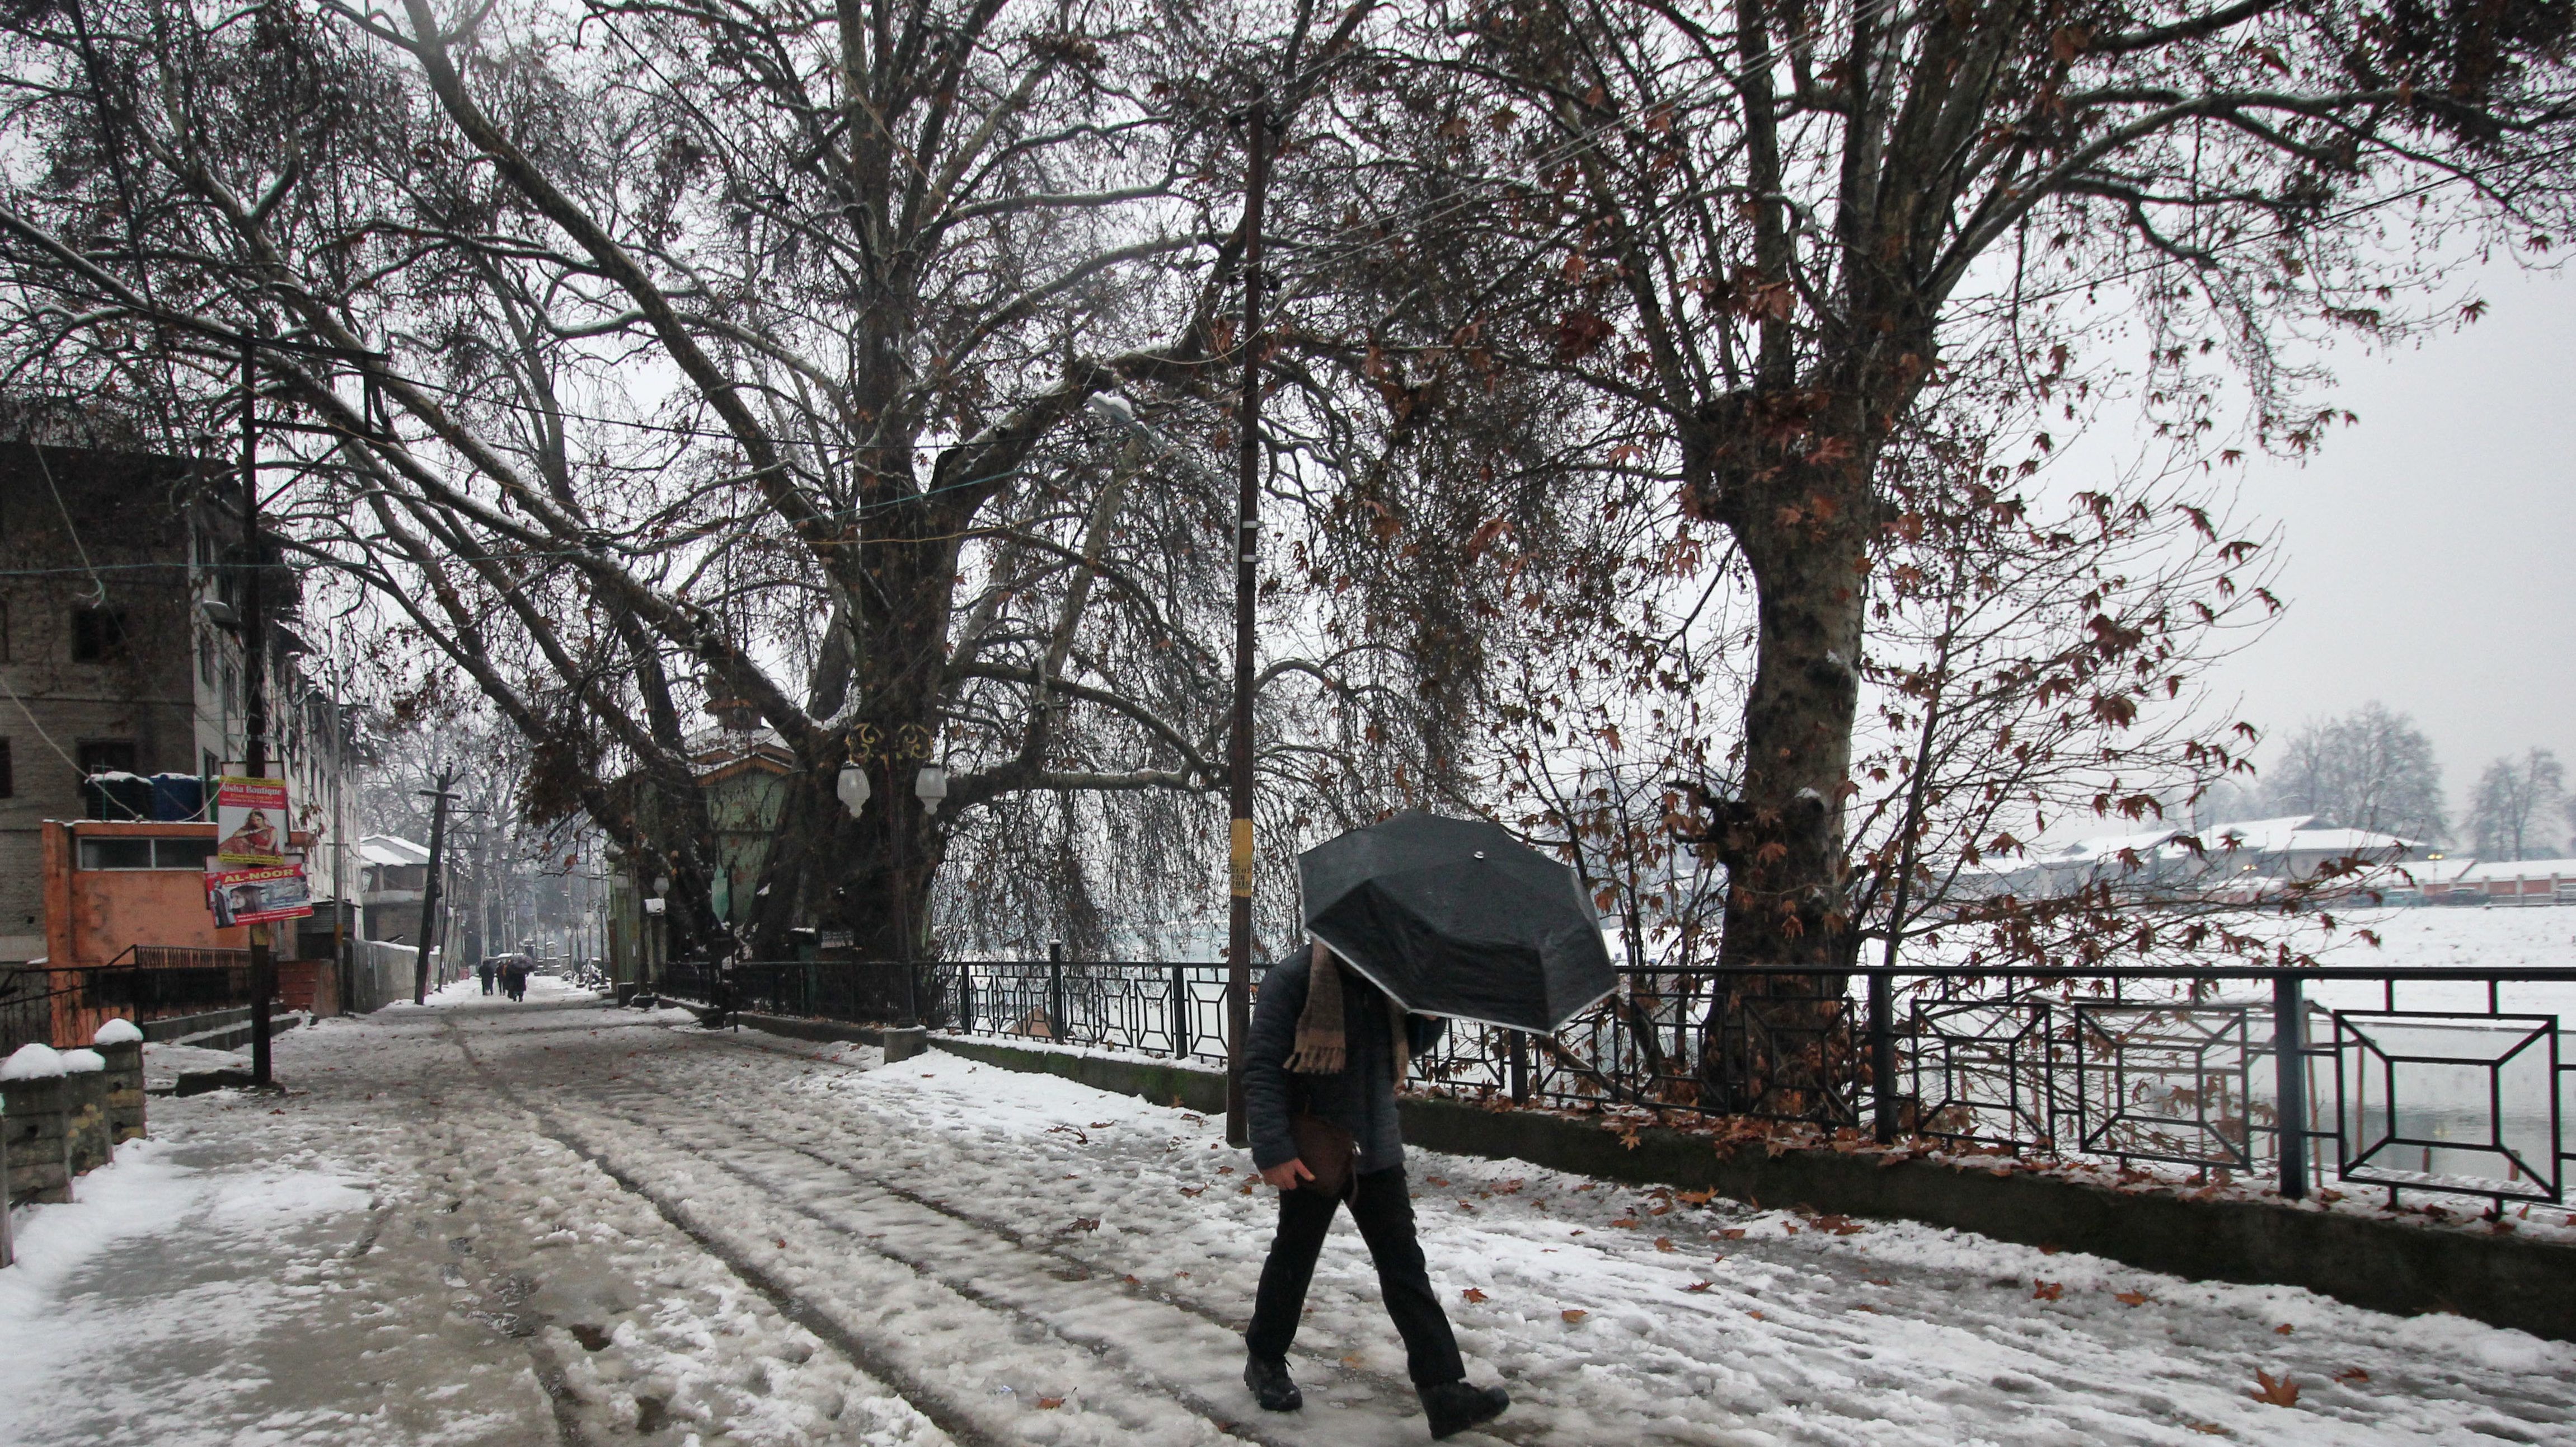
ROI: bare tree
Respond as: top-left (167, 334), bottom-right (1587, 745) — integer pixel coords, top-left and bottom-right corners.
top-left (2467, 747), bottom-right (2568, 860)
top-left (1270, 0), bottom-right (2576, 1103)
top-left (0, 0), bottom-right (1443, 964)
top-left (2262, 701), bottom-right (2448, 840)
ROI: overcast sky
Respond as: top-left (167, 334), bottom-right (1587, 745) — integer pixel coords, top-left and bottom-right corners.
top-left (2207, 259), bottom-right (2574, 820)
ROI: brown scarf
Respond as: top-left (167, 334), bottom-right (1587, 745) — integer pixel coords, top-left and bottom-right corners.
top-left (1285, 940), bottom-right (1410, 1082)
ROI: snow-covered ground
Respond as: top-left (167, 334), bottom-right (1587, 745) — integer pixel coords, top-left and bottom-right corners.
top-left (6, 990), bottom-right (2570, 1445)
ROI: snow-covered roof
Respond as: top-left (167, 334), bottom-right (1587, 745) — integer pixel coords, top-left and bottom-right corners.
top-left (2458, 858), bottom-right (2576, 883)
top-left (2199, 816), bottom-right (2317, 854)
top-left (2031, 827), bottom-right (2184, 866)
top-left (360, 834), bottom-right (430, 867)
top-left (687, 724), bottom-right (794, 775)
top-left (2271, 827), bottom-right (2424, 855)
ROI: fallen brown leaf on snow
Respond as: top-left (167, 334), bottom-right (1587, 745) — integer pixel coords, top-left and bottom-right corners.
top-left (2113, 1291), bottom-right (2152, 1306)
top-left (2249, 1370), bottom-right (2300, 1407)
top-left (2031, 1280), bottom-right (2064, 1301)
top-left (1461, 1287), bottom-right (1489, 1304)
top-left (1560, 1309), bottom-right (1589, 1323)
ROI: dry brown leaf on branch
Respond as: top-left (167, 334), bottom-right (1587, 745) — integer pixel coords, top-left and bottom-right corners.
top-left (2031, 1280), bottom-right (2064, 1301)
top-left (2249, 1370), bottom-right (2301, 1407)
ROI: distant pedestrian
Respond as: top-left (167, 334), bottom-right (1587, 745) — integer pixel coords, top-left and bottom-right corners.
top-left (477, 959), bottom-right (496, 996)
top-left (503, 959), bottom-right (529, 1002)
top-left (1240, 942), bottom-right (1510, 1440)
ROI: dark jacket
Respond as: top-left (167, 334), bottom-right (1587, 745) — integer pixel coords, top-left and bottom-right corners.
top-left (1244, 951), bottom-right (1446, 1175)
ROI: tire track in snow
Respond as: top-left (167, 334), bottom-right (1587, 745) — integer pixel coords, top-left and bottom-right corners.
top-left (578, 1034), bottom-right (1551, 1445)
top-left (550, 1080), bottom-right (1519, 1447)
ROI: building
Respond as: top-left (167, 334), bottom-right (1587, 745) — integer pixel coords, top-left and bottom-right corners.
top-left (359, 833), bottom-right (432, 944)
top-left (601, 705), bottom-right (796, 990)
top-left (2427, 859), bottom-right (2576, 906)
top-left (1953, 814), bottom-right (2428, 903)
top-left (0, 420), bottom-right (359, 1043)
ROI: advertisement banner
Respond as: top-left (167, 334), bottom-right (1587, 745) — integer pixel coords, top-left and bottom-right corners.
top-left (207, 862), bottom-right (314, 926)
top-left (214, 775), bottom-right (289, 865)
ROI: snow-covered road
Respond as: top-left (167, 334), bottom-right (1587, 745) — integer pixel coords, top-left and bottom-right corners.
top-left (6, 985), bottom-right (2572, 1445)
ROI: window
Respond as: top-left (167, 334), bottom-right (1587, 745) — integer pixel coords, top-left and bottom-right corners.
top-left (77, 837), bottom-right (151, 870)
top-left (0, 738), bottom-right (12, 798)
top-left (77, 740), bottom-right (137, 776)
top-left (77, 740), bottom-right (137, 777)
top-left (76, 836), bottom-right (215, 870)
top-left (198, 630), bottom-right (213, 686)
top-left (71, 607), bottom-right (129, 662)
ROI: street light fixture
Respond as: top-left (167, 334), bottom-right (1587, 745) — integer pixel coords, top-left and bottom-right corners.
top-left (913, 764), bottom-right (948, 816)
top-left (836, 760), bottom-right (874, 817)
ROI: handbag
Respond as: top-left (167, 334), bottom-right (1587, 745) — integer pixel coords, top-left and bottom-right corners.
top-left (1291, 1111), bottom-right (1360, 1200)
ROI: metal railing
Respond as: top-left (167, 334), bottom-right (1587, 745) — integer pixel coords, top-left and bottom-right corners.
top-left (665, 954), bottom-right (2576, 1211)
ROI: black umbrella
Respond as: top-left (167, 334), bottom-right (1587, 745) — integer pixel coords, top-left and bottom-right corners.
top-left (1298, 811), bottom-right (1617, 1033)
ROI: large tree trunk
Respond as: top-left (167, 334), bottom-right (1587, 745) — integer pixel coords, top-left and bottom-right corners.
top-left (1688, 390), bottom-right (1879, 1122)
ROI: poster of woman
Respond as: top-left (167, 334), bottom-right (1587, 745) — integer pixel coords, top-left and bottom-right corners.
top-left (215, 776), bottom-right (290, 864)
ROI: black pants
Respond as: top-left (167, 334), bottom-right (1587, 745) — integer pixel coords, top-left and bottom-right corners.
top-left (1246, 1165), bottom-right (1465, 1387)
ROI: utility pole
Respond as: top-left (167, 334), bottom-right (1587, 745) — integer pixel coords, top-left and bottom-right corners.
top-left (240, 335), bottom-right (278, 1088)
top-left (412, 769), bottom-right (458, 1005)
top-left (1224, 96), bottom-right (1275, 1149)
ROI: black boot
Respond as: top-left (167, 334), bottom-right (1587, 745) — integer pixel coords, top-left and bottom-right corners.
top-left (1419, 1379), bottom-right (1509, 1439)
top-left (1244, 1354), bottom-right (1302, 1412)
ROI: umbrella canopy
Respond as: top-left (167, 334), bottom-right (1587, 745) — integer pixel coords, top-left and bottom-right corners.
top-left (1298, 811), bottom-right (1617, 1033)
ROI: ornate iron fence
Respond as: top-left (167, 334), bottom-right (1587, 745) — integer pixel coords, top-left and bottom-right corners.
top-left (661, 954), bottom-right (2576, 1210)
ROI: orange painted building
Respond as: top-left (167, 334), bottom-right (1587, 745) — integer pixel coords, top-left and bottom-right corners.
top-left (37, 817), bottom-right (335, 1046)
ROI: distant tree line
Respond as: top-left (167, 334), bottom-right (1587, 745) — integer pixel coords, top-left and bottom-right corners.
top-left (2251, 702), bottom-right (2570, 859)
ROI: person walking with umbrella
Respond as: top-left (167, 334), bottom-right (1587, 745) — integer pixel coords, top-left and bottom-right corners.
top-left (1240, 812), bottom-right (1615, 1439)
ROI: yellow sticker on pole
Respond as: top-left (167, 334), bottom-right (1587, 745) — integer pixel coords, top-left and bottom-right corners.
top-left (1230, 817), bottom-right (1255, 897)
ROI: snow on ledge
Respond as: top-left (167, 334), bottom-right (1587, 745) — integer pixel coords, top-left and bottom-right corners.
top-left (92, 1018), bottom-right (143, 1046)
top-left (2, 1043), bottom-right (67, 1080)
top-left (59, 1048), bottom-right (105, 1074)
